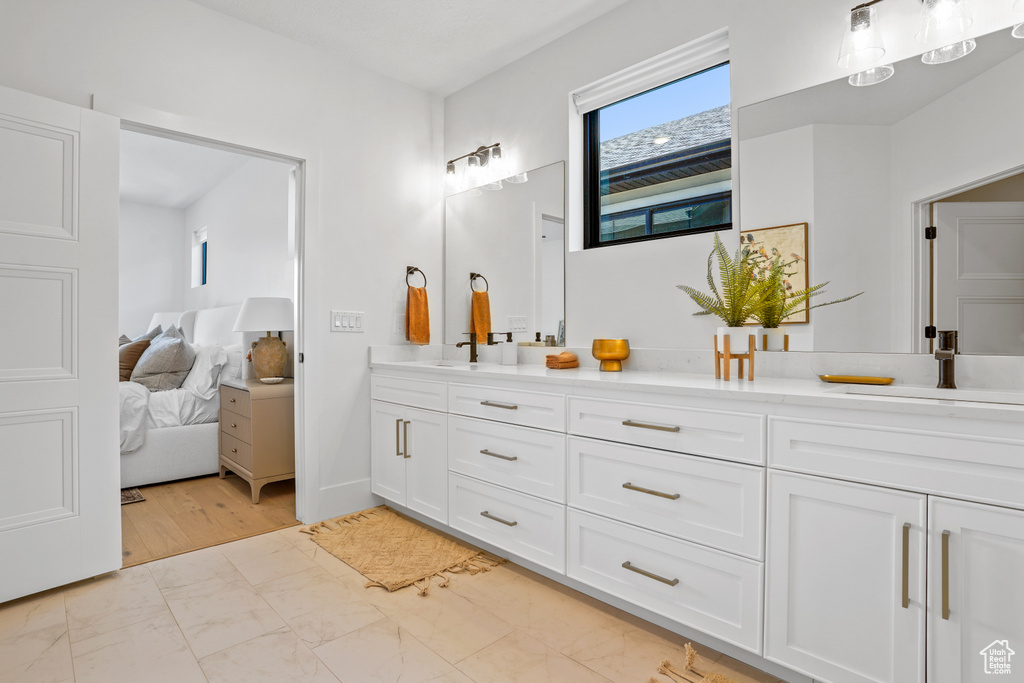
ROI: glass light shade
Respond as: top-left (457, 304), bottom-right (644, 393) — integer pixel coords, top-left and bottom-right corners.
top-left (446, 161), bottom-right (455, 175)
top-left (233, 297), bottom-right (293, 333)
top-left (505, 172), bottom-right (529, 184)
top-left (490, 145), bottom-right (502, 160)
top-left (917, 0), bottom-right (973, 44)
top-left (838, 6), bottom-right (886, 69)
top-left (481, 180), bottom-right (503, 191)
top-left (1014, 23), bottom-right (1024, 39)
top-left (848, 63), bottom-right (895, 86)
top-left (921, 38), bottom-right (976, 63)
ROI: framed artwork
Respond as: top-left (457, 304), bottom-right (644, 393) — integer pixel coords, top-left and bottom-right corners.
top-left (740, 222), bottom-right (809, 324)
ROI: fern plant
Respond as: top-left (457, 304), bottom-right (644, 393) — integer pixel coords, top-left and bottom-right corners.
top-left (677, 232), bottom-right (771, 327)
top-left (751, 255), bottom-right (863, 328)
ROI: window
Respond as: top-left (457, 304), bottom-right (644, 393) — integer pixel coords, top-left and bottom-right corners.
top-left (584, 62), bottom-right (732, 248)
top-left (191, 227), bottom-right (208, 288)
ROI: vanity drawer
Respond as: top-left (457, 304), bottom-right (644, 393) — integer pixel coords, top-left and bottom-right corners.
top-left (220, 432), bottom-right (253, 472)
top-left (371, 374), bottom-right (447, 412)
top-left (568, 509), bottom-right (763, 653)
top-left (448, 383), bottom-right (565, 432)
top-left (449, 473), bottom-right (566, 573)
top-left (220, 385), bottom-right (250, 417)
top-left (568, 437), bottom-right (764, 559)
top-left (770, 417), bottom-right (1024, 509)
top-left (219, 410), bottom-right (252, 445)
top-left (449, 415), bottom-right (566, 502)
top-left (568, 396), bottom-right (764, 464)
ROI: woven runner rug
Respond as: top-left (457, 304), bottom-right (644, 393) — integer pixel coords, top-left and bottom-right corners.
top-left (120, 487), bottom-right (145, 505)
top-left (303, 506), bottom-right (502, 594)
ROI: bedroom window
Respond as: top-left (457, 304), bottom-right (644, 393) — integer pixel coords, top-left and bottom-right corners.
top-left (191, 227), bottom-right (208, 288)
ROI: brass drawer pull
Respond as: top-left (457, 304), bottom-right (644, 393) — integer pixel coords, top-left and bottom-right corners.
top-left (229, 398), bottom-right (236, 403)
top-left (622, 419), bottom-right (680, 433)
top-left (231, 448), bottom-right (237, 453)
top-left (480, 449), bottom-right (518, 462)
top-left (230, 423), bottom-right (237, 428)
top-left (622, 482), bottom-right (680, 500)
top-left (480, 510), bottom-right (517, 527)
top-left (481, 400), bottom-right (518, 410)
top-left (403, 420), bottom-right (411, 459)
top-left (902, 522), bottom-right (911, 609)
top-left (941, 529), bottom-right (951, 620)
top-left (622, 561), bottom-right (679, 587)
top-left (395, 419), bottom-right (403, 456)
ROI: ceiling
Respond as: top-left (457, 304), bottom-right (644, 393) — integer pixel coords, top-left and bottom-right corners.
top-left (120, 130), bottom-right (254, 209)
top-left (187, 0), bottom-right (633, 95)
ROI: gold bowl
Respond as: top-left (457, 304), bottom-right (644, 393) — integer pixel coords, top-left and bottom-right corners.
top-left (592, 339), bottom-right (630, 372)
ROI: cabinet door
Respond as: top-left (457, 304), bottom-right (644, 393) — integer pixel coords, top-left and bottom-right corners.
top-left (765, 472), bottom-right (926, 683)
top-left (929, 497), bottom-right (1024, 682)
top-left (370, 400), bottom-right (407, 504)
top-left (404, 406), bottom-right (448, 524)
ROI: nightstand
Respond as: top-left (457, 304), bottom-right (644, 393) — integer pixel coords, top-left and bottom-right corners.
top-left (218, 377), bottom-right (295, 503)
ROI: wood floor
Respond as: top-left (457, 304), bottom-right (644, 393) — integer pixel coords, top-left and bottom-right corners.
top-left (121, 473), bottom-right (299, 568)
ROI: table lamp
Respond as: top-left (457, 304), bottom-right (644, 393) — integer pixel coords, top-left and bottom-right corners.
top-left (233, 297), bottom-right (293, 380)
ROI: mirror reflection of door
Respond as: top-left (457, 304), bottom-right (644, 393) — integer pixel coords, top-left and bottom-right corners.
top-left (935, 197), bottom-right (1024, 355)
top-left (539, 214), bottom-right (565, 345)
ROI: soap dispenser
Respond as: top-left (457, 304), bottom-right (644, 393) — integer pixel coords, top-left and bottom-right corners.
top-left (501, 334), bottom-right (517, 365)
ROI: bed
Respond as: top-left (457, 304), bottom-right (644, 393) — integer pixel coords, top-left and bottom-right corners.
top-left (120, 305), bottom-right (244, 488)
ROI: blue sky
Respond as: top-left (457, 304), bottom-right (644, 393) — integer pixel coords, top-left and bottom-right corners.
top-left (599, 62), bottom-right (731, 140)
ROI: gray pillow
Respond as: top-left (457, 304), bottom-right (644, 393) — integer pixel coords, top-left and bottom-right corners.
top-left (133, 325), bottom-right (163, 342)
top-left (118, 334), bottom-right (132, 346)
top-left (130, 325), bottom-right (196, 392)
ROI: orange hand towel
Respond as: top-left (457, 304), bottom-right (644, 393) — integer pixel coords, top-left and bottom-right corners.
top-left (470, 290), bottom-right (491, 339)
top-left (546, 360), bottom-right (579, 369)
top-left (545, 351), bottom-right (577, 363)
top-left (406, 286), bottom-right (430, 345)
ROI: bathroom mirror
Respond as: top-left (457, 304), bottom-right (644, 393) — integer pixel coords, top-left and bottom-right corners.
top-left (444, 161), bottom-right (565, 344)
top-left (737, 25), bottom-right (1024, 355)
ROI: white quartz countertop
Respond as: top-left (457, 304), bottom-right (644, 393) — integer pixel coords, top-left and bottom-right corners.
top-left (369, 359), bottom-right (1024, 422)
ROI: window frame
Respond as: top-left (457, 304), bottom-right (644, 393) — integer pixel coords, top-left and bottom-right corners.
top-left (582, 62), bottom-right (733, 250)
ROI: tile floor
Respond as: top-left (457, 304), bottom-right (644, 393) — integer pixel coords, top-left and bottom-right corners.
top-left (0, 526), bottom-right (785, 683)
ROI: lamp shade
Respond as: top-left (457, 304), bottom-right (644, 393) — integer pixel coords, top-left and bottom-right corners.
top-left (838, 5), bottom-right (886, 70)
top-left (233, 297), bottom-right (293, 333)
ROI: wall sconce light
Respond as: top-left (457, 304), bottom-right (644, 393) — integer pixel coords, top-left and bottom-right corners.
top-left (918, 0), bottom-right (975, 63)
top-left (445, 143), bottom-right (501, 180)
top-left (839, 1), bottom-right (896, 86)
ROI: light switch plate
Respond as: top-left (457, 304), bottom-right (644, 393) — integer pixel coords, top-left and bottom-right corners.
top-left (330, 310), bottom-right (365, 333)
top-left (394, 314), bottom-right (405, 335)
top-left (508, 316), bottom-right (528, 332)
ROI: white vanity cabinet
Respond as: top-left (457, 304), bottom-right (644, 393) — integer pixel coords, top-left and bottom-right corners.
top-left (370, 376), bottom-right (448, 524)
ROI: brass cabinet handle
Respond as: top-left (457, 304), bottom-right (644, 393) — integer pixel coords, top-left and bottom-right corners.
top-left (622, 419), bottom-right (680, 433)
top-left (902, 522), bottom-right (911, 609)
top-left (480, 449), bottom-right (518, 462)
top-left (622, 561), bottom-right (679, 587)
top-left (481, 400), bottom-right (518, 410)
top-left (622, 482), bottom-right (680, 500)
top-left (231, 448), bottom-right (237, 453)
top-left (395, 419), bottom-right (403, 456)
top-left (230, 423), bottom-right (237, 428)
top-left (403, 421), bottom-right (411, 458)
top-left (942, 529), bottom-right (951, 620)
top-left (229, 398), bottom-right (236, 403)
top-left (480, 510), bottom-right (517, 527)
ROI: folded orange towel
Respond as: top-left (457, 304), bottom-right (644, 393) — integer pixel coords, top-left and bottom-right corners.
top-left (406, 286), bottom-right (429, 345)
top-left (470, 290), bottom-right (491, 339)
top-left (546, 351), bottom-right (577, 363)
top-left (546, 360), bottom-right (579, 370)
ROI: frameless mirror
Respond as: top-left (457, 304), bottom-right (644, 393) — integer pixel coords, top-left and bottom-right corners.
top-left (444, 161), bottom-right (565, 344)
top-left (738, 26), bottom-right (1024, 354)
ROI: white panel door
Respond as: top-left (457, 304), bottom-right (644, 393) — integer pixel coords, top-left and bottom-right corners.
top-left (765, 471), bottom-right (926, 683)
top-left (935, 202), bottom-right (1024, 355)
top-left (404, 406), bottom-right (447, 524)
top-left (370, 400), bottom-right (407, 504)
top-left (0, 85), bottom-right (120, 602)
top-left (929, 497), bottom-right (1024, 683)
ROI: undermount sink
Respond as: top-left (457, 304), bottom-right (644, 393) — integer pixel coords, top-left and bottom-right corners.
top-left (827, 384), bottom-right (1024, 406)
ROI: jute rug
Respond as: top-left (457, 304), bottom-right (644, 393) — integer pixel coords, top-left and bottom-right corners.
top-left (650, 643), bottom-right (737, 683)
top-left (120, 487), bottom-right (145, 505)
top-left (302, 506), bottom-right (503, 594)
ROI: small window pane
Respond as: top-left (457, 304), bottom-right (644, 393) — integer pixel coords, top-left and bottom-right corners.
top-left (600, 213), bottom-right (646, 242)
top-left (652, 196), bottom-right (731, 234)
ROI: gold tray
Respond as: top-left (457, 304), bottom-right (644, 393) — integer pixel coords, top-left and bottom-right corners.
top-left (818, 375), bottom-right (894, 385)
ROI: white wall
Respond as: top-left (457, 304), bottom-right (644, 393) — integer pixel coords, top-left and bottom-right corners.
top-left (0, 0), bottom-right (442, 523)
top-left (118, 201), bottom-right (186, 336)
top-left (183, 157), bottom-right (292, 310)
top-left (443, 0), bottom-right (1022, 349)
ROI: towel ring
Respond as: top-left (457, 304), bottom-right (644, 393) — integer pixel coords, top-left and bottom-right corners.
top-left (406, 266), bottom-right (427, 287)
top-left (470, 272), bottom-right (489, 292)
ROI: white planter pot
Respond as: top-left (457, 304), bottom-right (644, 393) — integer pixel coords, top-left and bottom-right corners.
top-left (717, 326), bottom-right (756, 353)
top-left (763, 327), bottom-right (787, 352)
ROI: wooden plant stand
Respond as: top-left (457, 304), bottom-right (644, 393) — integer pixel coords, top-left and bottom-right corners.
top-left (714, 333), bottom-right (756, 381)
top-left (762, 333), bottom-right (790, 351)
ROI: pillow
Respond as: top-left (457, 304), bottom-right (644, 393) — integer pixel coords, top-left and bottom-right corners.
top-left (181, 344), bottom-right (228, 400)
top-left (118, 334), bottom-right (132, 346)
top-left (133, 325), bottom-right (163, 342)
top-left (222, 343), bottom-right (245, 383)
top-left (118, 339), bottom-right (151, 381)
top-left (130, 325), bottom-right (196, 392)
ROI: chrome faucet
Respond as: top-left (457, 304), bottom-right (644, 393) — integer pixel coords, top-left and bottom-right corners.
top-left (456, 332), bottom-right (478, 363)
top-left (935, 330), bottom-right (958, 389)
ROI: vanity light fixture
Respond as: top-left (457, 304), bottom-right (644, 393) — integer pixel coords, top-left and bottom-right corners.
top-left (839, 1), bottom-right (896, 86)
top-left (445, 143), bottom-right (501, 177)
top-left (918, 0), bottom-right (976, 63)
top-left (1013, 0), bottom-right (1024, 39)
